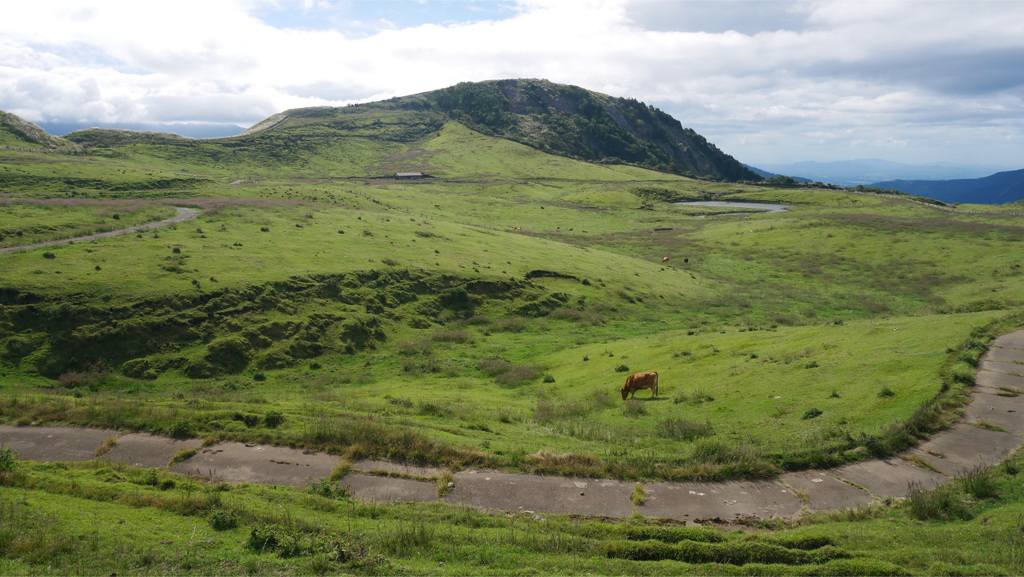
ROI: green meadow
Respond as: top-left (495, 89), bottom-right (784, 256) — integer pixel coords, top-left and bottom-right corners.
top-left (2, 111), bottom-right (1024, 574)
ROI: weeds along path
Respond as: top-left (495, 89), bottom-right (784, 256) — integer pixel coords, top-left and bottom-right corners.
top-left (0, 206), bottom-right (200, 254)
top-left (2, 330), bottom-right (1023, 524)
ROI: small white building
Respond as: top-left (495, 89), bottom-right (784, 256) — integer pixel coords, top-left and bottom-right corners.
top-left (395, 172), bottom-right (424, 179)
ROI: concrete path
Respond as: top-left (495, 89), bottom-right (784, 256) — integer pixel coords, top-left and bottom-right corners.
top-left (3, 329), bottom-right (1023, 524)
top-left (0, 206), bottom-right (200, 254)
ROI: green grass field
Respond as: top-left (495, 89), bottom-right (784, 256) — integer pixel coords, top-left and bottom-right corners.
top-left (2, 114), bottom-right (1024, 574)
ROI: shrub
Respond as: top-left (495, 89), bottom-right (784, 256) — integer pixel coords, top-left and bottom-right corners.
top-left (803, 408), bottom-right (824, 420)
top-left (307, 478), bottom-right (349, 500)
top-left (263, 410), bottom-right (284, 428)
top-left (168, 419), bottom-right (197, 439)
top-left (209, 510), bottom-right (238, 531)
top-left (42, 252), bottom-right (56, 259)
top-left (0, 446), bottom-right (18, 480)
top-left (205, 336), bottom-right (253, 373)
top-left (615, 364), bottom-right (631, 373)
top-left (959, 465), bottom-right (999, 500)
top-left (878, 386), bottom-right (896, 398)
top-left (543, 375), bottom-right (556, 383)
top-left (906, 482), bottom-right (972, 521)
top-left (247, 526), bottom-right (280, 553)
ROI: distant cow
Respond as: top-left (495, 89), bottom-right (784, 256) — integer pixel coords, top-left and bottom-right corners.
top-left (662, 256), bottom-right (670, 262)
top-left (621, 371), bottom-right (659, 400)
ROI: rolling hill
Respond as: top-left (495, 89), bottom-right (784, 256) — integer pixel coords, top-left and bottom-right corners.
top-left (872, 168), bottom-right (1024, 204)
top-left (0, 110), bottom-right (80, 150)
top-left (58, 79), bottom-right (761, 182)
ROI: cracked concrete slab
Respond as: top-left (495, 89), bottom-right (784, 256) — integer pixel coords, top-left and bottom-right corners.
top-left (982, 347), bottom-right (1024, 364)
top-left (907, 423), bottom-right (1020, 477)
top-left (781, 470), bottom-right (873, 512)
top-left (446, 470), bottom-right (636, 517)
top-left (993, 330), bottom-right (1024, 350)
top-left (0, 425), bottom-right (118, 462)
top-left (963, 391), bottom-right (1024, 435)
top-left (101, 433), bottom-right (203, 468)
top-left (831, 458), bottom-right (947, 499)
top-left (980, 359), bottom-right (1024, 377)
top-left (341, 472), bottom-right (439, 503)
top-left (350, 459), bottom-right (445, 478)
top-left (169, 442), bottom-right (339, 486)
top-left (641, 479), bottom-right (802, 522)
top-left (976, 369), bottom-right (1024, 391)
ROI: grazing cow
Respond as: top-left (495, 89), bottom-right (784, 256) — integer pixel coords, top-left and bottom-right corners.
top-left (662, 256), bottom-right (670, 262)
top-left (434, 204), bottom-right (440, 208)
top-left (621, 371), bottom-right (659, 400)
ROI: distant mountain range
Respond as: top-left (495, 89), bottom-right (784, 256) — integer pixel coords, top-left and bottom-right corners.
top-left (755, 159), bottom-right (1017, 187)
top-left (37, 121), bottom-right (244, 140)
top-left (871, 169), bottom-right (1024, 205)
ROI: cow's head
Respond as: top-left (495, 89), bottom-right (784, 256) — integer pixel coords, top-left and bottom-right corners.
top-left (621, 376), bottom-right (632, 400)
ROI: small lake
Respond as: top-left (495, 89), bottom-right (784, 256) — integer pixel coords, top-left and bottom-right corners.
top-left (675, 201), bottom-right (789, 215)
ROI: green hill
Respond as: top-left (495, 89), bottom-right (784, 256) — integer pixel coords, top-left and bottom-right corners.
top-left (422, 79), bottom-right (760, 181)
top-left (60, 79), bottom-right (760, 182)
top-left (0, 110), bottom-right (79, 150)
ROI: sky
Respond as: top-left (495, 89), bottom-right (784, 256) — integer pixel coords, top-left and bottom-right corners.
top-left (2, 0), bottom-right (1023, 167)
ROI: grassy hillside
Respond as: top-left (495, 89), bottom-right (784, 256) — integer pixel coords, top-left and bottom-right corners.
top-left (61, 79), bottom-right (762, 182)
top-left (2, 103), bottom-right (1024, 574)
top-left (0, 111), bottom-right (79, 150)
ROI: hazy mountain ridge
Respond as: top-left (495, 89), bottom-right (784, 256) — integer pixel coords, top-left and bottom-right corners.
top-left (757, 158), bottom-right (1019, 188)
top-left (872, 168), bottom-right (1024, 204)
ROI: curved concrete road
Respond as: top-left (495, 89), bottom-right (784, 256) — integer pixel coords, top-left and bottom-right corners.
top-left (2, 330), bottom-right (1023, 524)
top-left (0, 207), bottom-right (201, 254)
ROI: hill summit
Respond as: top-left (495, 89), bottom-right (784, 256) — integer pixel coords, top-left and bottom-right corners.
top-left (0, 111), bottom-right (79, 150)
top-left (245, 79), bottom-right (760, 182)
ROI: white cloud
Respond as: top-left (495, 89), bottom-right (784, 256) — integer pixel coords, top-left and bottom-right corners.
top-left (0, 0), bottom-right (1022, 165)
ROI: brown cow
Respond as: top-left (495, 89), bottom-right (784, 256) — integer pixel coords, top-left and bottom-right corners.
top-left (621, 371), bottom-right (659, 400)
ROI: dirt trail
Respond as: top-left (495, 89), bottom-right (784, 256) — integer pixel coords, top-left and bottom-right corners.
top-left (0, 207), bottom-right (200, 254)
top-left (2, 330), bottom-right (1023, 524)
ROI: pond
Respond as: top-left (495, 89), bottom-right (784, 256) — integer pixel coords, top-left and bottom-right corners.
top-left (675, 201), bottom-right (789, 215)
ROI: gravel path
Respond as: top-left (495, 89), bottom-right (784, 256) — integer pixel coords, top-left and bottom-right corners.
top-left (0, 207), bottom-right (200, 254)
top-left (2, 330), bottom-right (1023, 524)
